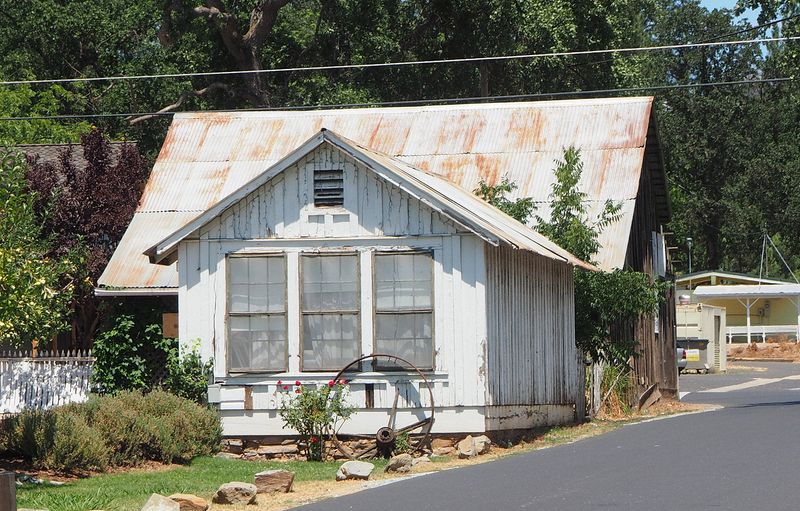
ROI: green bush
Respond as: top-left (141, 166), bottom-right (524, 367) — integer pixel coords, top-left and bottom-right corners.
top-left (1, 390), bottom-right (221, 472)
top-left (164, 344), bottom-right (213, 404)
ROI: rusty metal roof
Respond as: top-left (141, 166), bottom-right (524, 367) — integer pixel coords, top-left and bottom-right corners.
top-left (99, 97), bottom-right (665, 292)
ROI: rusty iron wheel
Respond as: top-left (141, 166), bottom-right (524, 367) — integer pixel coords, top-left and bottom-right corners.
top-left (330, 353), bottom-right (435, 460)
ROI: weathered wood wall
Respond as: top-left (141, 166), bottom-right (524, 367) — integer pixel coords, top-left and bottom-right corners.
top-left (625, 163), bottom-right (678, 399)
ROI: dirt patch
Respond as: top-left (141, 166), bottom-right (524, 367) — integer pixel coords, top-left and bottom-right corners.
top-left (0, 458), bottom-right (180, 483)
top-left (729, 342), bottom-right (800, 361)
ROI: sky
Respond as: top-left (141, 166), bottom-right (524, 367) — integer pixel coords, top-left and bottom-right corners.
top-left (700, 0), bottom-right (760, 24)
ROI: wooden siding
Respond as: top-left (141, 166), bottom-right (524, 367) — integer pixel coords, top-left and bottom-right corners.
top-left (624, 162), bottom-right (678, 398)
top-left (198, 143), bottom-right (458, 240)
top-left (485, 245), bottom-right (579, 409)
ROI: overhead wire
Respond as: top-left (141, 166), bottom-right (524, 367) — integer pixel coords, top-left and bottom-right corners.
top-left (0, 76), bottom-right (793, 122)
top-left (0, 36), bottom-right (798, 87)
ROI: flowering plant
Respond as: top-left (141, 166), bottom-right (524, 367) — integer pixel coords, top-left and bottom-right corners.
top-left (277, 379), bottom-right (354, 461)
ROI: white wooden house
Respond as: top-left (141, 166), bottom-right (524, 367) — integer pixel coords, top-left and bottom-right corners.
top-left (144, 129), bottom-right (591, 436)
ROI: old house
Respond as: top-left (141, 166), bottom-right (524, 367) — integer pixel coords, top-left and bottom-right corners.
top-left (99, 97), bottom-right (675, 435)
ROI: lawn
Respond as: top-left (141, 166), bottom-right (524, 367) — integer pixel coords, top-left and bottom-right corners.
top-left (16, 456), bottom-right (387, 511)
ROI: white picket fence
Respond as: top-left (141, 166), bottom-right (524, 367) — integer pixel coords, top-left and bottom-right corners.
top-left (0, 350), bottom-right (94, 414)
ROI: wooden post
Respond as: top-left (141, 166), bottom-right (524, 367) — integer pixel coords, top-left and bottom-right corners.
top-left (0, 471), bottom-right (15, 510)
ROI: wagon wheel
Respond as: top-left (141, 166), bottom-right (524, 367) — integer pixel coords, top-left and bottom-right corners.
top-left (330, 353), bottom-right (435, 460)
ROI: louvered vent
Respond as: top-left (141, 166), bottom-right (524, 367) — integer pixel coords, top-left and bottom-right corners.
top-left (314, 169), bottom-right (344, 206)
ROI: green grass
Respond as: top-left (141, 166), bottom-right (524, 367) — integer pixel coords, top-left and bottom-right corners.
top-left (17, 456), bottom-right (388, 511)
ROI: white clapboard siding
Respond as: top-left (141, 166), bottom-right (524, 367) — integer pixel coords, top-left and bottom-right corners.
top-left (0, 351), bottom-right (94, 413)
top-left (485, 245), bottom-right (578, 406)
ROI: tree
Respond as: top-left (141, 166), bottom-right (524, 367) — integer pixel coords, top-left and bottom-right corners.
top-left (0, 148), bottom-right (76, 347)
top-left (25, 129), bottom-right (150, 344)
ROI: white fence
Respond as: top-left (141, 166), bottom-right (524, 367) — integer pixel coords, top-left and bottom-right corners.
top-left (0, 350), bottom-right (94, 414)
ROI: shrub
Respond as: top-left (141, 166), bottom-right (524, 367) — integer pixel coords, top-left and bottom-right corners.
top-left (278, 380), bottom-right (354, 461)
top-left (163, 343), bottom-right (213, 404)
top-left (1, 390), bottom-right (221, 472)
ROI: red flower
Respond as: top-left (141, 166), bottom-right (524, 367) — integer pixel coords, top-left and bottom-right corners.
top-left (295, 380), bottom-right (301, 386)
top-left (283, 385), bottom-right (289, 391)
top-left (340, 379), bottom-right (347, 385)
top-left (277, 380), bottom-right (282, 385)
top-left (310, 436), bottom-right (318, 443)
top-left (295, 388), bottom-right (301, 394)
top-left (328, 380), bottom-right (335, 387)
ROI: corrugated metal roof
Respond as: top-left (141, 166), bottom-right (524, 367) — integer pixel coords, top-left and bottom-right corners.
top-left (99, 97), bottom-right (662, 290)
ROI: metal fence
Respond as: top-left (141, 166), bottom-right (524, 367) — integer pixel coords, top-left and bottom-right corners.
top-left (0, 350), bottom-right (94, 414)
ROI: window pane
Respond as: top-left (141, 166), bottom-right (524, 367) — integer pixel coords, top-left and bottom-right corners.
top-left (302, 314), bottom-right (360, 370)
top-left (230, 284), bottom-right (250, 313)
top-left (302, 255), bottom-right (358, 311)
top-left (249, 284), bottom-right (268, 312)
top-left (229, 315), bottom-right (287, 372)
top-left (249, 258), bottom-right (268, 284)
top-left (375, 253), bottom-right (432, 311)
top-left (229, 258), bottom-right (249, 284)
top-left (376, 313), bottom-right (433, 369)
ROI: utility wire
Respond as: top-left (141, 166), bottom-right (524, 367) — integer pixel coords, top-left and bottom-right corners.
top-left (0, 36), bottom-right (798, 88)
top-left (0, 76), bottom-right (792, 122)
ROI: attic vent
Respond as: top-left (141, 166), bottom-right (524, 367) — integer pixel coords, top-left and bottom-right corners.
top-left (314, 168), bottom-right (344, 206)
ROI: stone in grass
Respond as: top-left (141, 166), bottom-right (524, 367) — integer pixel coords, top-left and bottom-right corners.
top-left (168, 493), bottom-right (210, 511)
top-left (457, 434), bottom-right (492, 458)
top-left (336, 460), bottom-right (375, 481)
top-left (141, 493), bottom-right (180, 511)
top-left (212, 482), bottom-right (258, 505)
top-left (255, 469), bottom-right (295, 493)
top-left (411, 454), bottom-right (431, 467)
top-left (384, 453), bottom-right (413, 473)
top-left (473, 435), bottom-right (492, 455)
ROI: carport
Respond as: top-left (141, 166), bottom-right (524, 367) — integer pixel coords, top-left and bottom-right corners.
top-left (693, 284), bottom-right (800, 344)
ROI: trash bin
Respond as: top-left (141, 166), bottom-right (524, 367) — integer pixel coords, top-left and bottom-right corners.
top-left (676, 339), bottom-right (710, 373)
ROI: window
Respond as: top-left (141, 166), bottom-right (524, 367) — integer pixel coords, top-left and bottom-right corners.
top-left (374, 252), bottom-right (434, 369)
top-left (313, 169), bottom-right (344, 206)
top-left (301, 254), bottom-right (360, 370)
top-left (227, 256), bottom-right (287, 372)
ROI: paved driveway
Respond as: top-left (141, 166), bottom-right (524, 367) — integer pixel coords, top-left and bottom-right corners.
top-left (295, 361), bottom-right (800, 511)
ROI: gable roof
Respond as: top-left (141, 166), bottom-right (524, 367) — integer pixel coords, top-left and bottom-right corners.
top-left (99, 97), bottom-right (666, 292)
top-left (146, 130), bottom-right (595, 271)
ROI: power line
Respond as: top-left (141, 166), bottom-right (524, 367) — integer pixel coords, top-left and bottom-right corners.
top-left (0, 76), bottom-right (792, 122)
top-left (1, 36), bottom-right (799, 88)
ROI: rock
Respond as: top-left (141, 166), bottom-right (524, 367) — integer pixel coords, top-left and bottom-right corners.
top-left (168, 494), bottom-right (209, 511)
top-left (336, 460), bottom-right (375, 481)
top-left (141, 493), bottom-right (180, 511)
top-left (473, 434), bottom-right (492, 455)
top-left (384, 453), bottom-right (413, 473)
top-left (255, 469), bottom-right (295, 493)
top-left (215, 452), bottom-right (240, 460)
top-left (411, 454), bottom-right (431, 467)
top-left (430, 438), bottom-right (454, 449)
top-left (212, 482), bottom-right (258, 505)
top-left (256, 444), bottom-right (300, 456)
top-left (457, 435), bottom-right (477, 458)
top-left (433, 446), bottom-right (454, 456)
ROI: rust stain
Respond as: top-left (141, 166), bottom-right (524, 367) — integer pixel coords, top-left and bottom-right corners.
top-left (475, 154), bottom-right (502, 186)
top-left (462, 113), bottom-right (487, 153)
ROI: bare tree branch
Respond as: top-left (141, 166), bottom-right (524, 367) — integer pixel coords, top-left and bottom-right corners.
top-left (127, 82), bottom-right (228, 124)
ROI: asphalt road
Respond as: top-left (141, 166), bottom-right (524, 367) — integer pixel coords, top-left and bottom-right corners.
top-left (296, 361), bottom-right (800, 511)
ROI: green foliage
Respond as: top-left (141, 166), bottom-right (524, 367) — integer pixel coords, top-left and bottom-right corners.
top-left (534, 148), bottom-right (667, 366)
top-left (0, 86), bottom-right (90, 145)
top-left (473, 177), bottom-right (536, 223)
top-left (91, 315), bottom-right (173, 393)
top-left (0, 147), bottom-right (76, 346)
top-left (278, 380), bottom-right (355, 461)
top-left (1, 390), bottom-right (221, 473)
top-left (392, 432), bottom-right (413, 455)
top-left (164, 342), bottom-right (213, 404)
top-left (535, 147), bottom-right (622, 263)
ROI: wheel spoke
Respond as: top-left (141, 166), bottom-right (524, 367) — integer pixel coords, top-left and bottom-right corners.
top-left (354, 443), bottom-right (378, 459)
top-left (388, 386), bottom-right (400, 429)
top-left (395, 417), bottom-right (432, 435)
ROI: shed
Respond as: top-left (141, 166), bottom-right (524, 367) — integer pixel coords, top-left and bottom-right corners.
top-left (99, 97), bottom-right (677, 402)
top-left (146, 129), bottom-right (591, 436)
top-left (676, 303), bottom-right (727, 373)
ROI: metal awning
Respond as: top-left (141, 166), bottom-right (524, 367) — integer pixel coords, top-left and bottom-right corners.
top-left (694, 284), bottom-right (800, 343)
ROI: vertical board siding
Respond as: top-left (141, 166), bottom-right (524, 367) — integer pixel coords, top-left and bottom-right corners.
top-left (199, 143), bottom-right (457, 240)
top-left (485, 245), bottom-right (578, 406)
